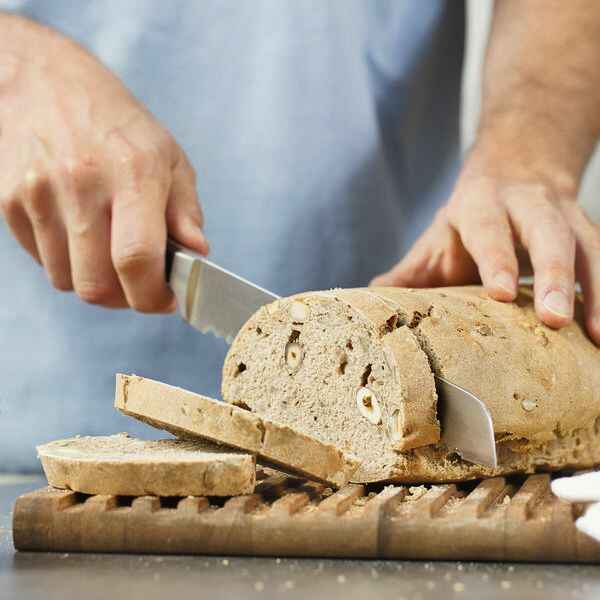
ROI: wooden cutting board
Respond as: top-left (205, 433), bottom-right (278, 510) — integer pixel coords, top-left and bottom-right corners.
top-left (12, 471), bottom-right (600, 562)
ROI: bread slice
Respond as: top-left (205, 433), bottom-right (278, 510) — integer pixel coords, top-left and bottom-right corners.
top-left (115, 374), bottom-right (359, 488)
top-left (37, 433), bottom-right (256, 496)
top-left (221, 287), bottom-right (600, 483)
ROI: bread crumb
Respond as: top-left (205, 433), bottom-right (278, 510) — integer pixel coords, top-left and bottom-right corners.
top-left (283, 580), bottom-right (294, 590)
top-left (502, 495), bottom-right (511, 505)
top-left (354, 492), bottom-right (377, 506)
top-left (453, 582), bottom-right (465, 592)
top-left (275, 558), bottom-right (281, 564)
top-left (406, 486), bottom-right (428, 501)
top-left (457, 563), bottom-right (464, 571)
top-left (337, 575), bottom-right (346, 584)
top-left (254, 581), bottom-right (265, 592)
top-left (222, 559), bottom-right (229, 566)
top-left (501, 580), bottom-right (511, 590)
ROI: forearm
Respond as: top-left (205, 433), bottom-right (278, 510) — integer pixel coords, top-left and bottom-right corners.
top-left (476, 0), bottom-right (600, 192)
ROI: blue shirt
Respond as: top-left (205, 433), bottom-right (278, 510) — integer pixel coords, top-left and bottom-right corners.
top-left (0, 0), bottom-right (464, 471)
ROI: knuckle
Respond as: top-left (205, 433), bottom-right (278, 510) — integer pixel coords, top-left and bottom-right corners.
top-left (63, 156), bottom-right (102, 192)
top-left (542, 258), bottom-right (574, 281)
top-left (523, 183), bottom-right (556, 208)
top-left (0, 194), bottom-right (20, 216)
top-left (49, 274), bottom-right (73, 292)
top-left (113, 242), bottom-right (159, 273)
top-left (25, 188), bottom-right (54, 227)
top-left (119, 148), bottom-right (161, 181)
top-left (485, 250), bottom-right (516, 271)
top-left (156, 130), bottom-right (176, 159)
top-left (129, 297), bottom-right (166, 314)
top-left (76, 281), bottom-right (116, 306)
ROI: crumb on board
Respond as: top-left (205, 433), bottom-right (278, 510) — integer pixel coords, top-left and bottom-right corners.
top-left (353, 492), bottom-right (377, 507)
top-left (405, 485), bottom-right (428, 501)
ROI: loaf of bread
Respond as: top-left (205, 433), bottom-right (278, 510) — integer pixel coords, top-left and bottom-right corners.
top-left (222, 286), bottom-right (600, 483)
top-left (115, 374), bottom-right (359, 487)
top-left (37, 433), bottom-right (256, 496)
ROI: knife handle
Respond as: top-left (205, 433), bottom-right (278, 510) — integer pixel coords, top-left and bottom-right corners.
top-left (166, 238), bottom-right (200, 320)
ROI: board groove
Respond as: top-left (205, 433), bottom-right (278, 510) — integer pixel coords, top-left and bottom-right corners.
top-left (12, 473), bottom-right (600, 562)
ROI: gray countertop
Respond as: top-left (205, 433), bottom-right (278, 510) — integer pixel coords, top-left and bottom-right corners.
top-left (1, 477), bottom-right (600, 600)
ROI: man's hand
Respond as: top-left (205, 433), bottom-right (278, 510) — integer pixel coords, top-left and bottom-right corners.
top-left (372, 138), bottom-right (599, 339)
top-left (0, 15), bottom-right (208, 312)
top-left (372, 0), bottom-right (600, 343)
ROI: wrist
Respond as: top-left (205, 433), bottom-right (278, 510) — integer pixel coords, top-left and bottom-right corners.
top-left (470, 107), bottom-right (596, 197)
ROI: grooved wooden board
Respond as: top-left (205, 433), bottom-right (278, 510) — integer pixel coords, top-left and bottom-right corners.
top-left (12, 471), bottom-right (600, 562)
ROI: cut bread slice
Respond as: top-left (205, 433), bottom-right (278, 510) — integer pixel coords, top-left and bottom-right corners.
top-left (221, 287), bottom-right (600, 483)
top-left (115, 374), bottom-right (359, 488)
top-left (37, 433), bottom-right (256, 497)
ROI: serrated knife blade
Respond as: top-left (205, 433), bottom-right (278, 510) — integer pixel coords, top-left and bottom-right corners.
top-left (166, 239), bottom-right (278, 343)
top-left (165, 240), bottom-right (497, 468)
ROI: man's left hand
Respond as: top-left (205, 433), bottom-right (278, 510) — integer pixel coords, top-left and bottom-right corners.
top-left (371, 135), bottom-right (600, 344)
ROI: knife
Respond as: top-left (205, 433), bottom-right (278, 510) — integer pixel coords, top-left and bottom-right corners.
top-left (165, 240), bottom-right (498, 468)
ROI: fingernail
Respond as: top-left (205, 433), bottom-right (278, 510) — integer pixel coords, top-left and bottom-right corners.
top-left (543, 290), bottom-right (571, 318)
top-left (494, 271), bottom-right (516, 295)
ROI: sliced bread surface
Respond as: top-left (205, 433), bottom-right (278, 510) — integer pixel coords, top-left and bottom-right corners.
top-left (115, 374), bottom-right (359, 488)
top-left (221, 287), bottom-right (600, 483)
top-left (37, 433), bottom-right (256, 497)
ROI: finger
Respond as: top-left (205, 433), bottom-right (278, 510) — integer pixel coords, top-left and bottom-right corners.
top-left (371, 211), bottom-right (478, 288)
top-left (111, 174), bottom-right (174, 313)
top-left (61, 159), bottom-right (127, 308)
top-left (506, 189), bottom-right (576, 328)
top-left (452, 200), bottom-right (518, 301)
top-left (166, 151), bottom-right (209, 255)
top-left (0, 192), bottom-right (41, 263)
top-left (21, 168), bottom-right (73, 291)
top-left (565, 204), bottom-right (600, 343)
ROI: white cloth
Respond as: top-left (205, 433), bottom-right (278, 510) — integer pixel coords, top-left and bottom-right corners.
top-left (552, 472), bottom-right (600, 542)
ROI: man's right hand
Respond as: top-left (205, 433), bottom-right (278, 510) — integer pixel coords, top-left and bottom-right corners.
top-left (0, 15), bottom-right (208, 312)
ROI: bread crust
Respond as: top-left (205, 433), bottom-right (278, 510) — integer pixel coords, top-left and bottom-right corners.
top-left (115, 374), bottom-right (359, 488)
top-left (222, 286), bottom-right (600, 483)
top-left (38, 433), bottom-right (256, 497)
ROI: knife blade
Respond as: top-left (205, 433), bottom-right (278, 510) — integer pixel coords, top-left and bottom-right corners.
top-left (436, 375), bottom-right (497, 469)
top-left (166, 239), bottom-right (278, 343)
top-left (165, 240), bottom-right (497, 468)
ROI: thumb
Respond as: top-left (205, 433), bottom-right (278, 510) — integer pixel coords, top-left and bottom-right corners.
top-left (166, 152), bottom-right (209, 255)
